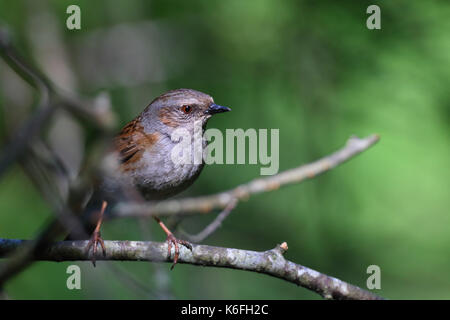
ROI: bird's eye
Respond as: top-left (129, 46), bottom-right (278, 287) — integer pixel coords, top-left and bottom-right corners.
top-left (181, 105), bottom-right (192, 114)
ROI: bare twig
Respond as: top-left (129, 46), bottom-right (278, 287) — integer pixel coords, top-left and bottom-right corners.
top-left (0, 239), bottom-right (383, 300)
top-left (0, 28), bottom-right (53, 179)
top-left (105, 263), bottom-right (158, 298)
top-left (0, 140), bottom-right (90, 287)
top-left (0, 28), bottom-right (117, 286)
top-left (0, 27), bottom-right (52, 91)
top-left (0, 27), bottom-right (114, 180)
top-left (114, 134), bottom-right (380, 218)
top-left (179, 199), bottom-right (238, 243)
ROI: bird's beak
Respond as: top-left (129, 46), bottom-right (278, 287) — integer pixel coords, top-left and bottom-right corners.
top-left (205, 103), bottom-right (231, 115)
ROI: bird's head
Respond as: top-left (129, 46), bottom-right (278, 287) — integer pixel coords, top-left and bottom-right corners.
top-left (142, 88), bottom-right (230, 135)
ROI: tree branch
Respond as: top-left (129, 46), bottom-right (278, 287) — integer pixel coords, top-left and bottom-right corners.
top-left (113, 134), bottom-right (380, 218)
top-left (178, 199), bottom-right (238, 243)
top-left (0, 238), bottom-right (383, 300)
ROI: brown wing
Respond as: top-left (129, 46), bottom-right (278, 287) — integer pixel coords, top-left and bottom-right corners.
top-left (114, 116), bottom-right (158, 169)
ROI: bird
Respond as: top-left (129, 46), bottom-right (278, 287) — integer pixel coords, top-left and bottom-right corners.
top-left (76, 88), bottom-right (231, 268)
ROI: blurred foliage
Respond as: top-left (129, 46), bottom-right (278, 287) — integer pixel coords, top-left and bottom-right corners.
top-left (0, 0), bottom-right (449, 299)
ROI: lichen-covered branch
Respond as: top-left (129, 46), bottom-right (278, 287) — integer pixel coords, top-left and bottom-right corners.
top-left (0, 238), bottom-right (383, 300)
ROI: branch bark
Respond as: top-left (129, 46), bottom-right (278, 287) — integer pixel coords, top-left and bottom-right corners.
top-left (0, 238), bottom-right (383, 300)
top-left (114, 134), bottom-right (380, 218)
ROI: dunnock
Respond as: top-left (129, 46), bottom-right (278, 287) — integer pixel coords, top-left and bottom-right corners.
top-left (80, 88), bottom-right (230, 267)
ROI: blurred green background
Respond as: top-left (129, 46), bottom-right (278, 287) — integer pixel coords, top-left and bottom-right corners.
top-left (0, 0), bottom-right (449, 299)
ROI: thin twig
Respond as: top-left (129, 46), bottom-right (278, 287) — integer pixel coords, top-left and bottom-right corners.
top-left (0, 239), bottom-right (384, 300)
top-left (0, 28), bottom-right (53, 179)
top-left (105, 264), bottom-right (158, 298)
top-left (0, 141), bottom-right (89, 287)
top-left (179, 199), bottom-right (238, 243)
top-left (0, 29), bottom-right (117, 285)
top-left (114, 134), bottom-right (380, 218)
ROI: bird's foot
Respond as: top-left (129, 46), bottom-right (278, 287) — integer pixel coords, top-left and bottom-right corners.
top-left (85, 201), bottom-right (107, 267)
top-left (166, 233), bottom-right (192, 270)
top-left (86, 230), bottom-right (106, 267)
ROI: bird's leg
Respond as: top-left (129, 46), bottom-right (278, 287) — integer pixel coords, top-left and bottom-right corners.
top-left (86, 200), bottom-right (108, 267)
top-left (154, 216), bottom-right (192, 269)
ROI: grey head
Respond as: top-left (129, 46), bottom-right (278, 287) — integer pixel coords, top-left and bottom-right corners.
top-left (140, 88), bottom-right (231, 136)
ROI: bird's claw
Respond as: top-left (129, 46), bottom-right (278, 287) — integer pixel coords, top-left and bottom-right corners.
top-left (166, 233), bottom-right (192, 270)
top-left (86, 230), bottom-right (106, 267)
